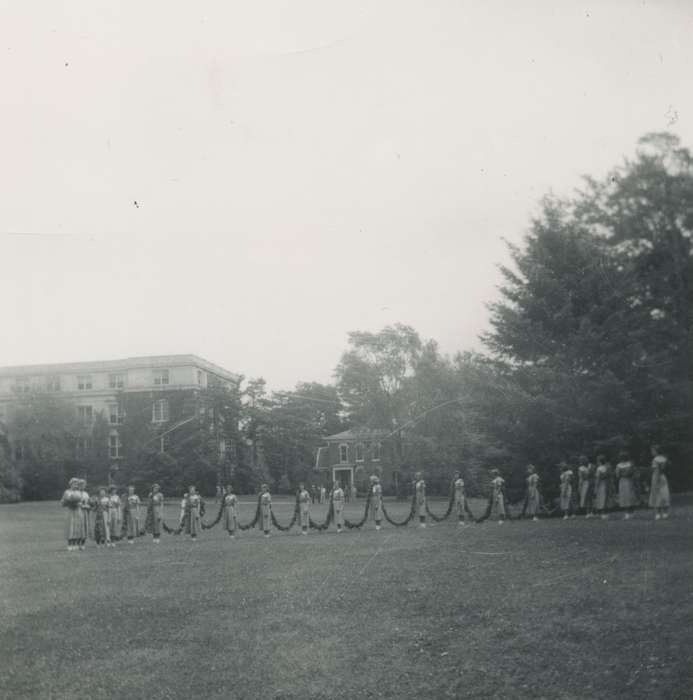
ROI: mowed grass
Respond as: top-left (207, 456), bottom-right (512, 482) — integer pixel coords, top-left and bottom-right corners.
top-left (1, 496), bottom-right (692, 700)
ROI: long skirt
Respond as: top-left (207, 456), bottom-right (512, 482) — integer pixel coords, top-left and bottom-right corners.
top-left (372, 499), bottom-right (383, 522)
top-left (649, 474), bottom-right (670, 509)
top-left (618, 478), bottom-right (636, 509)
top-left (223, 507), bottom-right (237, 533)
top-left (109, 509), bottom-right (121, 539)
top-left (579, 481), bottom-right (591, 509)
top-left (260, 506), bottom-right (271, 532)
top-left (560, 485), bottom-right (572, 512)
top-left (81, 509), bottom-right (93, 540)
top-left (491, 494), bottom-right (506, 518)
top-left (65, 508), bottom-right (83, 541)
top-left (94, 511), bottom-right (110, 544)
top-left (455, 497), bottom-right (466, 517)
top-left (186, 512), bottom-right (201, 536)
top-left (417, 500), bottom-right (426, 518)
top-left (526, 490), bottom-right (540, 516)
top-left (260, 506), bottom-right (272, 532)
top-left (595, 481), bottom-right (608, 511)
top-left (152, 506), bottom-right (163, 537)
top-left (334, 505), bottom-right (344, 528)
top-left (126, 511), bottom-right (140, 538)
top-left (299, 506), bottom-right (310, 529)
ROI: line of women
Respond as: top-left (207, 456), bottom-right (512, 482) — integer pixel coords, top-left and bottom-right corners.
top-left (59, 447), bottom-right (672, 550)
top-left (522, 445), bottom-right (671, 523)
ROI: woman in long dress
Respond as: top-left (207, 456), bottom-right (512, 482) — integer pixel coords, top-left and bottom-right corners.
top-left (649, 446), bottom-right (671, 520)
top-left (61, 478), bottom-right (83, 551)
top-left (453, 471), bottom-right (467, 525)
top-left (185, 486), bottom-right (203, 540)
top-left (370, 475), bottom-right (383, 531)
top-left (332, 481), bottom-right (345, 533)
top-left (78, 479), bottom-right (92, 550)
top-left (108, 486), bottom-right (122, 544)
top-left (559, 463), bottom-right (574, 519)
top-left (260, 484), bottom-right (272, 537)
top-left (93, 488), bottom-right (111, 547)
top-left (594, 455), bottom-right (610, 519)
top-left (525, 465), bottom-right (541, 521)
top-left (577, 456), bottom-right (594, 517)
top-left (223, 485), bottom-right (238, 537)
top-left (489, 469), bottom-right (506, 524)
top-left (124, 485), bottom-right (141, 543)
top-left (298, 483), bottom-right (311, 535)
top-left (415, 472), bottom-right (427, 528)
top-left (150, 484), bottom-right (164, 543)
top-left (615, 451), bottom-right (637, 520)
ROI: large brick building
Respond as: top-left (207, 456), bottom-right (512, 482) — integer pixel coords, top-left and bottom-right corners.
top-left (315, 427), bottom-right (401, 494)
top-left (0, 355), bottom-right (240, 478)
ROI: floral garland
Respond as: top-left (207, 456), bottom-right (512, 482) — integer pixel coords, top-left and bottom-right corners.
top-left (309, 499), bottom-right (334, 531)
top-left (343, 490), bottom-right (372, 529)
top-left (201, 499), bottom-right (225, 530)
top-left (381, 492), bottom-right (416, 527)
top-left (271, 496), bottom-right (300, 532)
top-left (238, 495), bottom-right (262, 531)
top-left (162, 519), bottom-right (183, 535)
top-left (425, 482), bottom-right (455, 522)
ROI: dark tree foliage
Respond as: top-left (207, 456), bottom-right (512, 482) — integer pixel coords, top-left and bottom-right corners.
top-left (480, 133), bottom-right (693, 491)
top-left (335, 326), bottom-right (485, 495)
top-left (246, 381), bottom-right (344, 492)
top-left (0, 425), bottom-right (21, 502)
top-left (118, 384), bottom-right (244, 497)
top-left (8, 392), bottom-right (109, 499)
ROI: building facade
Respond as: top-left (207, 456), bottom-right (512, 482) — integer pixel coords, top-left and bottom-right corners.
top-left (315, 428), bottom-right (400, 494)
top-left (0, 355), bottom-right (240, 482)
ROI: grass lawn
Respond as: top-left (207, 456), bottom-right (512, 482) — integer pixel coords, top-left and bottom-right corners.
top-left (1, 496), bottom-right (692, 700)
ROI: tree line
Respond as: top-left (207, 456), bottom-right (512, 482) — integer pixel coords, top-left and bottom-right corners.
top-left (1, 132), bottom-right (690, 501)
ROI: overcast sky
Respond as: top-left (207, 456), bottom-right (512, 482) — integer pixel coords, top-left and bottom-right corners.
top-left (1, 1), bottom-right (692, 390)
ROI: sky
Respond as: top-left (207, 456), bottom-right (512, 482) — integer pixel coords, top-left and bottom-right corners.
top-left (1, 1), bottom-right (692, 390)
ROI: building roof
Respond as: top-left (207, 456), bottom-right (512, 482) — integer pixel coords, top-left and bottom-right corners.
top-left (324, 427), bottom-right (390, 442)
top-left (0, 354), bottom-right (240, 383)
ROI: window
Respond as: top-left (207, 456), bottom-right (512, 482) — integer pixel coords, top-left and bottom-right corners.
top-left (76, 437), bottom-right (92, 457)
top-left (109, 404), bottom-right (123, 425)
top-left (109, 434), bottom-right (122, 459)
top-left (14, 378), bottom-right (31, 394)
top-left (153, 369), bottom-right (169, 386)
top-left (152, 399), bottom-right (170, 423)
top-left (218, 439), bottom-right (227, 458)
top-left (197, 370), bottom-right (205, 386)
top-left (355, 442), bottom-right (364, 462)
top-left (77, 405), bottom-right (93, 423)
top-left (109, 373), bottom-right (125, 389)
top-left (339, 443), bottom-right (348, 464)
top-left (14, 442), bottom-right (25, 460)
top-left (77, 375), bottom-right (92, 391)
top-left (372, 442), bottom-right (381, 462)
top-left (46, 376), bottom-right (61, 392)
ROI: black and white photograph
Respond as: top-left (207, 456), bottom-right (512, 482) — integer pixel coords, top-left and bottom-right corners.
top-left (1, 2), bottom-right (692, 698)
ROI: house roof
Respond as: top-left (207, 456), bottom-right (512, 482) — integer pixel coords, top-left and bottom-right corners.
top-left (324, 427), bottom-right (390, 442)
top-left (0, 354), bottom-right (240, 383)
